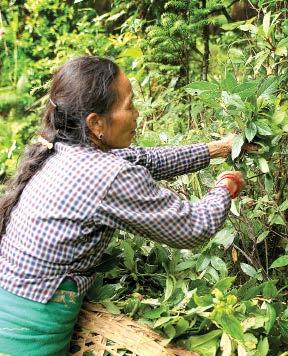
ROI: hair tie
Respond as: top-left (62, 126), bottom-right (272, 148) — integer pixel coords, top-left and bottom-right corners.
top-left (49, 98), bottom-right (57, 109)
top-left (38, 136), bottom-right (53, 150)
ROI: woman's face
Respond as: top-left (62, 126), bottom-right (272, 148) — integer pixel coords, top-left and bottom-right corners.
top-left (101, 71), bottom-right (139, 149)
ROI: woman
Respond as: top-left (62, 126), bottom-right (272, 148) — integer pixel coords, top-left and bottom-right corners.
top-left (0, 56), bottom-right (244, 355)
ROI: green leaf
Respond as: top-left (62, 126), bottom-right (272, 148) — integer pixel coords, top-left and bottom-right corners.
top-left (232, 81), bottom-right (258, 99)
top-left (244, 333), bottom-right (258, 350)
top-left (154, 316), bottom-right (173, 328)
top-left (88, 284), bottom-right (117, 301)
top-left (175, 317), bottom-right (189, 336)
top-left (219, 312), bottom-right (245, 341)
top-left (258, 157), bottom-right (270, 173)
top-left (256, 230), bottom-right (269, 244)
top-left (262, 281), bottom-right (278, 298)
top-left (164, 276), bottom-right (175, 302)
top-left (211, 256), bottom-right (227, 276)
top-left (276, 37), bottom-right (288, 49)
top-left (256, 121), bottom-right (273, 136)
top-left (279, 199), bottom-right (288, 211)
top-left (175, 259), bottom-right (195, 272)
top-left (264, 174), bottom-right (273, 192)
top-left (237, 278), bottom-right (259, 299)
top-left (275, 38), bottom-right (288, 56)
top-left (270, 255), bottom-right (288, 268)
top-left (164, 323), bottom-right (176, 339)
top-left (270, 214), bottom-right (286, 225)
top-left (213, 228), bottom-right (235, 249)
top-left (196, 254), bottom-right (210, 272)
top-left (118, 47), bottom-right (142, 59)
top-left (122, 241), bottom-right (135, 272)
top-left (101, 301), bottom-right (121, 315)
top-left (257, 76), bottom-right (278, 98)
top-left (232, 135), bottom-right (244, 160)
top-left (240, 263), bottom-right (258, 278)
top-left (257, 337), bottom-right (269, 356)
top-left (265, 303), bottom-right (276, 333)
top-left (221, 73), bottom-right (238, 92)
top-left (185, 81), bottom-right (219, 94)
top-left (245, 122), bottom-right (257, 142)
top-left (143, 305), bottom-right (166, 319)
top-left (263, 12), bottom-right (271, 37)
top-left (188, 330), bottom-right (222, 348)
top-left (194, 292), bottom-right (213, 307)
top-left (214, 276), bottom-right (236, 292)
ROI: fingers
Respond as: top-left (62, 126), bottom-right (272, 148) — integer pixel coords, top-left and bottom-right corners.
top-left (216, 171), bottom-right (246, 195)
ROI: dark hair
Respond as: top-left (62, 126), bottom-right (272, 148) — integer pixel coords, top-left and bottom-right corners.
top-left (0, 56), bottom-right (120, 237)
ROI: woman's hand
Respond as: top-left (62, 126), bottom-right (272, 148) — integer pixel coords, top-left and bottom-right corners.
top-left (207, 134), bottom-right (258, 158)
top-left (214, 171), bottom-right (245, 198)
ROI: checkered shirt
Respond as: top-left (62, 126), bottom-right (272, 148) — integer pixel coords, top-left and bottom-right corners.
top-left (0, 142), bottom-right (231, 303)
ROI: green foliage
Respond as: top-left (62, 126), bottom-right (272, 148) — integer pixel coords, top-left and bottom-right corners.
top-left (86, 233), bottom-right (288, 354)
top-left (0, 0), bottom-right (287, 353)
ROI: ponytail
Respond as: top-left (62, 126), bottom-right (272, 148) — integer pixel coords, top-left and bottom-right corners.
top-left (0, 142), bottom-right (54, 237)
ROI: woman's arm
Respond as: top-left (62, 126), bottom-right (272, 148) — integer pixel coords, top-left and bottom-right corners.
top-left (110, 144), bottom-right (210, 180)
top-left (95, 163), bottom-right (232, 249)
top-left (110, 135), bottom-right (235, 180)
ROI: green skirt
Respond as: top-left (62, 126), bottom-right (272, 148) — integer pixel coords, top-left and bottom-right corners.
top-left (0, 279), bottom-right (84, 356)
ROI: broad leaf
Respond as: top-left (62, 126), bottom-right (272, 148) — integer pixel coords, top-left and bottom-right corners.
top-left (256, 121), bottom-right (272, 136)
top-left (279, 199), bottom-right (288, 211)
top-left (214, 276), bottom-right (236, 292)
top-left (122, 241), bottom-right (135, 272)
top-left (188, 329), bottom-right (222, 348)
top-left (211, 256), bottom-right (227, 276)
top-left (262, 281), bottom-right (278, 298)
top-left (221, 73), bottom-right (237, 92)
top-left (270, 255), bottom-right (288, 268)
top-left (257, 337), bottom-right (269, 356)
top-left (232, 135), bottom-right (244, 160)
top-left (258, 157), bottom-right (270, 173)
top-left (240, 263), bottom-right (258, 278)
top-left (185, 81), bottom-right (219, 94)
top-left (263, 12), bottom-right (271, 37)
top-left (245, 122), bottom-right (257, 142)
top-left (101, 301), bottom-right (121, 315)
top-left (219, 312), bottom-right (245, 341)
top-left (196, 254), bottom-right (210, 272)
top-left (213, 228), bottom-right (235, 249)
top-left (164, 276), bottom-right (175, 302)
top-left (232, 81), bottom-right (258, 99)
top-left (264, 303), bottom-right (276, 333)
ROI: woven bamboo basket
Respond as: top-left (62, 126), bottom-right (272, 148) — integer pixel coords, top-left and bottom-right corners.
top-left (69, 302), bottom-right (198, 356)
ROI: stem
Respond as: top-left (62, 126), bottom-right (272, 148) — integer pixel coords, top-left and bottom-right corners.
top-left (201, 0), bottom-right (210, 81)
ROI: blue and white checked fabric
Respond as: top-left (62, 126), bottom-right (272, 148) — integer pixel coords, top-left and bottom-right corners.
top-left (0, 142), bottom-right (231, 303)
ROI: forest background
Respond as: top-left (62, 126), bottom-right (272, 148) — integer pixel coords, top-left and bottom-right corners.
top-left (0, 0), bottom-right (288, 355)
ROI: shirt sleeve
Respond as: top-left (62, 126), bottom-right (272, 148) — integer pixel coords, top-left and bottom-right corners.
top-left (95, 163), bottom-right (231, 249)
top-left (110, 143), bottom-right (210, 180)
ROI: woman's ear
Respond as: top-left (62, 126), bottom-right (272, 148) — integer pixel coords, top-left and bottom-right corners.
top-left (86, 113), bottom-right (105, 139)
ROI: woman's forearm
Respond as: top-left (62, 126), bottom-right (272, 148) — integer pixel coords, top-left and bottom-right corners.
top-left (207, 141), bottom-right (231, 158)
